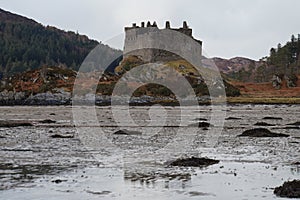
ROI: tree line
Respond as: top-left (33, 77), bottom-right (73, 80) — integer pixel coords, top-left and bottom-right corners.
top-left (0, 15), bottom-right (99, 76)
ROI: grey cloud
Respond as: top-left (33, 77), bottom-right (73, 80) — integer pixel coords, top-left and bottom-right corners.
top-left (1, 0), bottom-right (300, 60)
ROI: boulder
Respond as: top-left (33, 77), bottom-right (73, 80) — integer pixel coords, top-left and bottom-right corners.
top-left (274, 180), bottom-right (300, 198)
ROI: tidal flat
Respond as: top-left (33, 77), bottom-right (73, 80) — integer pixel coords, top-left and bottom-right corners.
top-left (0, 105), bottom-right (299, 199)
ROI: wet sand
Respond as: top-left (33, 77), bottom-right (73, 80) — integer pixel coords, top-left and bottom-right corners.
top-left (0, 105), bottom-right (299, 199)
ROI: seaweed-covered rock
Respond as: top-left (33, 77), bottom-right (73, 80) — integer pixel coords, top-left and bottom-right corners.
top-left (39, 119), bottom-right (56, 124)
top-left (262, 116), bottom-right (283, 120)
top-left (50, 133), bottom-right (74, 138)
top-left (169, 157), bottom-right (219, 167)
top-left (194, 118), bottom-right (207, 121)
top-left (113, 129), bottom-right (142, 135)
top-left (238, 128), bottom-right (289, 137)
top-left (254, 122), bottom-right (275, 126)
top-left (226, 117), bottom-right (241, 120)
top-left (274, 180), bottom-right (300, 198)
top-left (188, 122), bottom-right (212, 128)
top-left (0, 120), bottom-right (33, 127)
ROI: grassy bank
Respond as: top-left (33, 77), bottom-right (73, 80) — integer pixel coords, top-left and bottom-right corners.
top-left (227, 97), bottom-right (300, 104)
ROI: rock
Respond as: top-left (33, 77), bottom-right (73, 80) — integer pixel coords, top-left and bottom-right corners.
top-left (0, 91), bottom-right (26, 105)
top-left (25, 92), bottom-right (71, 105)
top-left (254, 122), bottom-right (275, 126)
top-left (194, 118), bottom-right (207, 121)
top-left (238, 128), bottom-right (289, 137)
top-left (226, 117), bottom-right (241, 120)
top-left (169, 157), bottom-right (219, 167)
top-left (282, 126), bottom-right (300, 130)
top-left (0, 120), bottom-right (33, 127)
top-left (39, 119), bottom-right (56, 124)
top-left (274, 180), bottom-right (300, 198)
top-left (113, 129), bottom-right (142, 135)
top-left (86, 190), bottom-right (111, 195)
top-left (272, 75), bottom-right (282, 89)
top-left (285, 74), bottom-right (298, 88)
top-left (188, 191), bottom-right (212, 197)
top-left (262, 116), bottom-right (283, 120)
top-left (188, 122), bottom-right (212, 128)
top-left (50, 133), bottom-right (74, 138)
top-left (51, 179), bottom-right (67, 184)
top-left (287, 122), bottom-right (300, 126)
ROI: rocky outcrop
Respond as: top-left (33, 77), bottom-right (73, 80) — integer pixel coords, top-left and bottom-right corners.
top-left (285, 74), bottom-right (298, 88)
top-left (0, 90), bottom-right (71, 105)
top-left (24, 91), bottom-right (71, 105)
top-left (0, 90), bottom-right (26, 105)
top-left (272, 75), bottom-right (282, 89)
top-left (271, 74), bottom-right (298, 89)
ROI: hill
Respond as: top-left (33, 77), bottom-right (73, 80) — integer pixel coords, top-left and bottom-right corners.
top-left (114, 56), bottom-right (240, 97)
top-left (0, 8), bottom-right (120, 75)
top-left (217, 35), bottom-right (300, 85)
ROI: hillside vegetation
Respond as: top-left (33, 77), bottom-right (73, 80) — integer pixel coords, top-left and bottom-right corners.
top-left (115, 56), bottom-right (240, 97)
top-left (0, 8), bottom-right (102, 75)
top-left (225, 35), bottom-right (300, 83)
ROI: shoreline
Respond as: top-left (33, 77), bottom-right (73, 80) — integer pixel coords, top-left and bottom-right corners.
top-left (0, 97), bottom-right (300, 106)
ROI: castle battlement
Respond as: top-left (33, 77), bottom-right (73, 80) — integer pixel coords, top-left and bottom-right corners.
top-left (123, 21), bottom-right (202, 62)
top-left (125, 21), bottom-right (195, 38)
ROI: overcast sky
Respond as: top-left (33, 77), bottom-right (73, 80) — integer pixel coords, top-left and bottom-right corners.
top-left (1, 0), bottom-right (300, 60)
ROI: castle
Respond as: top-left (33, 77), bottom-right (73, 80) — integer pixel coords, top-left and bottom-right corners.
top-left (123, 21), bottom-right (202, 62)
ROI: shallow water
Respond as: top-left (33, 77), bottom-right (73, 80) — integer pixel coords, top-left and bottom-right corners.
top-left (0, 105), bottom-right (299, 199)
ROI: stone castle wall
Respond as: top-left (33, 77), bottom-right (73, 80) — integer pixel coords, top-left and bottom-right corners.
top-left (123, 21), bottom-right (202, 62)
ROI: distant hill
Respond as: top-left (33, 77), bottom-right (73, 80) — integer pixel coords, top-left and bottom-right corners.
top-left (0, 8), bottom-right (120, 75)
top-left (211, 57), bottom-right (270, 82)
top-left (215, 35), bottom-right (300, 84)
